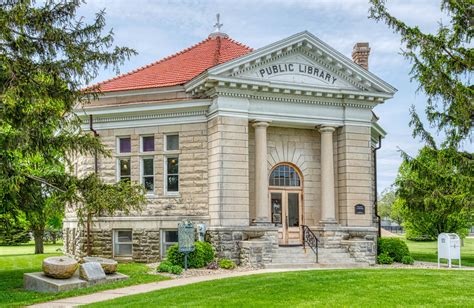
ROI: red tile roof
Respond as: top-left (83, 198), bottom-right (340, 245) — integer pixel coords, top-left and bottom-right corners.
top-left (94, 36), bottom-right (253, 93)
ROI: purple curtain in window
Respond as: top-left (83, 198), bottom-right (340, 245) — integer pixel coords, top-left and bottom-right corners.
top-left (142, 136), bottom-right (155, 152)
top-left (119, 138), bottom-right (131, 153)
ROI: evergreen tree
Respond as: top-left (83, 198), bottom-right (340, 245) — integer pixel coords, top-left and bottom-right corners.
top-left (369, 0), bottom-right (473, 238)
top-left (0, 1), bottom-right (137, 252)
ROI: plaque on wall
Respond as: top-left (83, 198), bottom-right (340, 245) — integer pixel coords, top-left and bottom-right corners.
top-left (355, 204), bottom-right (365, 215)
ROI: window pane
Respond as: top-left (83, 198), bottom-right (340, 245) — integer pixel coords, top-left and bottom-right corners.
top-left (143, 158), bottom-right (153, 175)
top-left (271, 193), bottom-right (282, 224)
top-left (120, 159), bottom-right (131, 176)
top-left (115, 243), bottom-right (132, 256)
top-left (165, 230), bottom-right (178, 242)
top-left (269, 165), bottom-right (300, 187)
top-left (119, 138), bottom-right (131, 153)
top-left (288, 193), bottom-right (300, 227)
top-left (142, 136), bottom-right (154, 152)
top-left (167, 175), bottom-right (179, 191)
top-left (166, 135), bottom-right (179, 151)
top-left (144, 176), bottom-right (154, 192)
top-left (167, 157), bottom-right (179, 174)
top-left (117, 230), bottom-right (132, 242)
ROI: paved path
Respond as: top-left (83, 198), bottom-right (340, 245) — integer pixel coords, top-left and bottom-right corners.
top-left (29, 265), bottom-right (474, 308)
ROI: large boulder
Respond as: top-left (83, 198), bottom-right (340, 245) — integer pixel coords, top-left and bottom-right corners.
top-left (42, 256), bottom-right (78, 279)
top-left (83, 257), bottom-right (118, 274)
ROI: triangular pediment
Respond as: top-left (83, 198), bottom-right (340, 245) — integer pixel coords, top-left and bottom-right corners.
top-left (186, 31), bottom-right (397, 99)
top-left (234, 52), bottom-right (359, 91)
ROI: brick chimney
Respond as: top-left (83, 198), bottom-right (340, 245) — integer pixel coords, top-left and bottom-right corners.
top-left (352, 42), bottom-right (370, 70)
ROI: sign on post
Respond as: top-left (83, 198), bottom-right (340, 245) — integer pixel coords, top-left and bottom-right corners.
top-left (178, 220), bottom-right (195, 270)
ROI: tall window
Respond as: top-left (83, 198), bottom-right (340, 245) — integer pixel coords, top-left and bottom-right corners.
top-left (141, 157), bottom-right (154, 193)
top-left (166, 157), bottom-right (179, 192)
top-left (113, 230), bottom-right (132, 257)
top-left (118, 158), bottom-right (131, 182)
top-left (164, 134), bottom-right (179, 194)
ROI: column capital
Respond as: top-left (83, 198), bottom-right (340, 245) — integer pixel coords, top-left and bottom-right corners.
top-left (319, 126), bottom-right (336, 133)
top-left (252, 120), bottom-right (271, 128)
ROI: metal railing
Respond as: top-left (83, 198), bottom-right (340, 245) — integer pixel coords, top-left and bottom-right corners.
top-left (302, 225), bottom-right (319, 263)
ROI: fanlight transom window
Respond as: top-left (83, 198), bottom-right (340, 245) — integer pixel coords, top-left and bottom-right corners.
top-left (269, 164), bottom-right (301, 187)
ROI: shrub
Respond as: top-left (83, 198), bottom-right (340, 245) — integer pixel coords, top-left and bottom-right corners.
top-left (218, 259), bottom-right (236, 270)
top-left (378, 238), bottom-right (410, 262)
top-left (170, 265), bottom-right (183, 275)
top-left (167, 241), bottom-right (215, 268)
top-left (401, 255), bottom-right (415, 265)
top-left (377, 253), bottom-right (394, 264)
top-left (157, 261), bottom-right (172, 273)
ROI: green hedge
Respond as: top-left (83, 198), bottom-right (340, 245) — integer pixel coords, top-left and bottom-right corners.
top-left (167, 241), bottom-right (215, 268)
top-left (378, 238), bottom-right (410, 263)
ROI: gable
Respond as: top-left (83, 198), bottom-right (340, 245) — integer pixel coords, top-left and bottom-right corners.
top-left (186, 31), bottom-right (397, 99)
top-left (235, 52), bottom-right (359, 91)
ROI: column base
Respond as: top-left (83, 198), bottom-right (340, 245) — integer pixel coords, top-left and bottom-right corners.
top-left (319, 219), bottom-right (337, 226)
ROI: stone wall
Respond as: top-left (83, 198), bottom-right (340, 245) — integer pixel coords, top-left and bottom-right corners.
top-left (63, 227), bottom-right (161, 262)
top-left (208, 116), bottom-right (250, 227)
top-left (337, 125), bottom-right (374, 227)
top-left (69, 122), bottom-right (209, 218)
top-left (207, 226), bottom-right (278, 265)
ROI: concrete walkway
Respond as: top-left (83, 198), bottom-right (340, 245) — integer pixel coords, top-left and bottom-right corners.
top-left (29, 265), bottom-right (474, 308)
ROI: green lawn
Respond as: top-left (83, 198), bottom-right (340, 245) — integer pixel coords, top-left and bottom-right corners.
top-left (0, 244), bottom-right (168, 307)
top-left (404, 237), bottom-right (474, 267)
top-left (86, 269), bottom-right (474, 307)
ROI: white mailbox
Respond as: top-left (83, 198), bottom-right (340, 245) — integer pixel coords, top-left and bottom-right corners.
top-left (438, 233), bottom-right (461, 268)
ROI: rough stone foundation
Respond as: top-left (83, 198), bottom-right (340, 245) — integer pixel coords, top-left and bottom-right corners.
top-left (207, 226), bottom-right (278, 266)
top-left (313, 225), bottom-right (377, 265)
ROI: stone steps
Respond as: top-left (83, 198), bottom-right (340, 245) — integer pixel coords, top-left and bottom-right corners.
top-left (266, 245), bottom-right (366, 268)
top-left (264, 262), bottom-right (369, 269)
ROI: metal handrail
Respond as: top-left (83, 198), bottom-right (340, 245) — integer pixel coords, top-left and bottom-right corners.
top-left (302, 225), bottom-right (319, 263)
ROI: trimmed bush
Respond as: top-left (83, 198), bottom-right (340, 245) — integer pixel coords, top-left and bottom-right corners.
top-left (157, 261), bottom-right (173, 273)
top-left (378, 238), bottom-right (410, 262)
top-left (377, 253), bottom-right (394, 264)
top-left (218, 259), bottom-right (236, 270)
top-left (167, 241), bottom-right (215, 268)
top-left (170, 265), bottom-right (183, 275)
top-left (401, 255), bottom-right (415, 265)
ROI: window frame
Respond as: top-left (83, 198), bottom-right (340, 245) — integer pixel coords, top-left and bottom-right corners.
top-left (160, 229), bottom-right (178, 258)
top-left (164, 134), bottom-right (179, 152)
top-left (113, 229), bottom-right (133, 258)
top-left (140, 135), bottom-right (155, 153)
top-left (164, 156), bottom-right (179, 195)
top-left (117, 157), bottom-right (131, 182)
top-left (140, 156), bottom-right (155, 195)
top-left (117, 136), bottom-right (132, 154)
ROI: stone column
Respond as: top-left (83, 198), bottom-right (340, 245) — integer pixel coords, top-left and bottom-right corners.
top-left (253, 121), bottom-right (270, 224)
top-left (319, 126), bottom-right (336, 224)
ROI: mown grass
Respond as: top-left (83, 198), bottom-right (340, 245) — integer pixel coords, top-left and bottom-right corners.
top-left (0, 244), bottom-right (167, 307)
top-left (404, 237), bottom-right (474, 267)
top-left (86, 269), bottom-right (474, 307)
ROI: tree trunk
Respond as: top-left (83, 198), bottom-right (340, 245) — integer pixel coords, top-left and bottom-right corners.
top-left (86, 212), bottom-right (92, 256)
top-left (33, 228), bottom-right (44, 254)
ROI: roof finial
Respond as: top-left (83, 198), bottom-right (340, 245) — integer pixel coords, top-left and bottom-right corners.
top-left (209, 13), bottom-right (228, 38)
top-left (214, 13), bottom-right (223, 33)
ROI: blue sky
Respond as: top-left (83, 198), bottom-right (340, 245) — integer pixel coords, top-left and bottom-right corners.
top-left (80, 0), bottom-right (460, 193)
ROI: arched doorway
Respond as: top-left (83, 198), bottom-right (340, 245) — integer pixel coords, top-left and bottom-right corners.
top-left (268, 163), bottom-right (303, 245)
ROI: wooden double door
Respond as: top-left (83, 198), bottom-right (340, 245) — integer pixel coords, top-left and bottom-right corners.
top-left (269, 190), bottom-right (303, 245)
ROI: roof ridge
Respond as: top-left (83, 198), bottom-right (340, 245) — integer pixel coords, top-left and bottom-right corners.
top-left (91, 37), bottom-right (215, 89)
top-left (213, 36), bottom-right (222, 65)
